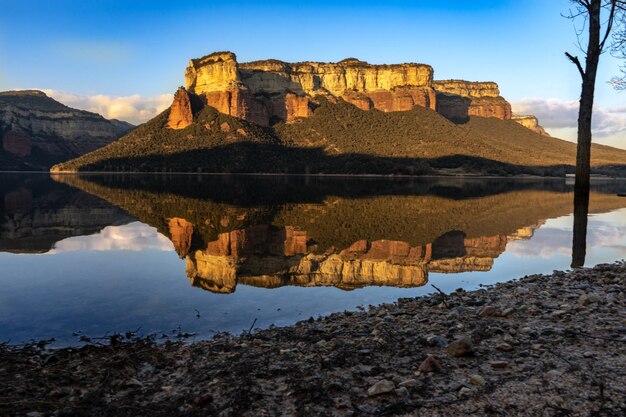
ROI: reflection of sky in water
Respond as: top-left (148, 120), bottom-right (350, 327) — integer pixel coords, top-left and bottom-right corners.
top-left (506, 208), bottom-right (626, 262)
top-left (2, 208), bottom-right (626, 346)
top-left (48, 222), bottom-right (174, 253)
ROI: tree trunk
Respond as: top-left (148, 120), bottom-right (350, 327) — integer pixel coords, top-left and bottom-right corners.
top-left (571, 0), bottom-right (603, 267)
top-left (574, 0), bottom-right (602, 189)
top-left (571, 181), bottom-right (590, 267)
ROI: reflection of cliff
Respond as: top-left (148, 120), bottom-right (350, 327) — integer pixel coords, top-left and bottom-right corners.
top-left (53, 174), bottom-right (626, 291)
top-left (185, 231), bottom-right (434, 293)
top-left (184, 227), bottom-right (523, 293)
top-left (0, 175), bottom-right (132, 253)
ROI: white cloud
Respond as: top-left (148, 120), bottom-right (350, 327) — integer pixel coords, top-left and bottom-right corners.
top-left (512, 98), bottom-right (626, 149)
top-left (49, 222), bottom-right (174, 253)
top-left (42, 89), bottom-right (173, 125)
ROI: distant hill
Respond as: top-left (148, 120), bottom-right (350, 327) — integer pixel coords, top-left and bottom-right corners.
top-left (0, 90), bottom-right (133, 171)
top-left (52, 97), bottom-right (626, 176)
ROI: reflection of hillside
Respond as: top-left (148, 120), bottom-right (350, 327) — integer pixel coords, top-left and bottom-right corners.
top-left (53, 174), bottom-right (626, 293)
top-left (0, 175), bottom-right (132, 253)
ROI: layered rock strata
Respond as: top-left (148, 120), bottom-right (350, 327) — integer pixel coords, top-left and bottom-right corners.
top-left (433, 80), bottom-right (512, 122)
top-left (178, 52), bottom-right (436, 127)
top-left (164, 52), bottom-right (550, 135)
top-left (0, 90), bottom-right (133, 168)
top-left (512, 115), bottom-right (549, 136)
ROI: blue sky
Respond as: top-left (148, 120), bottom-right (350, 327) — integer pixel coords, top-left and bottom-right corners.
top-left (1, 0), bottom-right (625, 147)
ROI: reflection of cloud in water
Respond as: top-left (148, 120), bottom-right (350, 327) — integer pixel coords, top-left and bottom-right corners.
top-left (507, 210), bottom-right (626, 259)
top-left (49, 222), bottom-right (174, 253)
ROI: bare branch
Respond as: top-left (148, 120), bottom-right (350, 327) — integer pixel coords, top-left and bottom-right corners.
top-left (609, 76), bottom-right (626, 89)
top-left (566, 52), bottom-right (586, 77)
top-left (599, 1), bottom-right (617, 52)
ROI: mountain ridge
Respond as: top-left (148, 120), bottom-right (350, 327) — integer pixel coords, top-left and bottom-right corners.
top-left (0, 90), bottom-right (134, 170)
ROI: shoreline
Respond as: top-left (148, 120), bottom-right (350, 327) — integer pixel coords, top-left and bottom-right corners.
top-left (2, 263), bottom-right (625, 416)
top-left (8, 170), bottom-right (562, 179)
top-left (4, 170), bottom-right (626, 182)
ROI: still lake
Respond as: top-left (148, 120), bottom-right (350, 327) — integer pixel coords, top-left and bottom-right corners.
top-left (1, 173), bottom-right (626, 346)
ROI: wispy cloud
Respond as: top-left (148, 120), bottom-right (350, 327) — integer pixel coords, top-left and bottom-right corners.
top-left (50, 40), bottom-right (132, 65)
top-left (42, 89), bottom-right (173, 124)
top-left (512, 98), bottom-right (626, 149)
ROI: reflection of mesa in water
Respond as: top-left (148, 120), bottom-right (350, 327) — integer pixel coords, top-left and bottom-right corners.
top-left (179, 220), bottom-right (539, 294)
top-left (48, 174), bottom-right (626, 293)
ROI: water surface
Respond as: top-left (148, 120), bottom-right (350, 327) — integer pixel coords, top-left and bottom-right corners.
top-left (1, 173), bottom-right (625, 346)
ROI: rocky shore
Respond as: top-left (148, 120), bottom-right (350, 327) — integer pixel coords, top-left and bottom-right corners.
top-left (2, 263), bottom-right (626, 417)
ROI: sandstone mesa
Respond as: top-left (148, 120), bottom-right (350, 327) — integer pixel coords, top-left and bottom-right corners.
top-left (167, 51), bottom-right (546, 133)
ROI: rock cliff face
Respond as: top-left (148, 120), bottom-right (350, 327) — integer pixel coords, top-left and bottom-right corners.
top-left (166, 52), bottom-right (545, 132)
top-left (0, 90), bottom-right (133, 170)
top-left (166, 88), bottom-right (194, 129)
top-left (433, 80), bottom-right (512, 122)
top-left (176, 51), bottom-right (437, 127)
top-left (512, 115), bottom-right (549, 136)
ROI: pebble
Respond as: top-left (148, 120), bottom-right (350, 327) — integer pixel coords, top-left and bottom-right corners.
top-left (125, 378), bottom-right (144, 388)
top-left (490, 361), bottom-right (508, 369)
top-left (579, 293), bottom-right (601, 305)
top-left (398, 378), bottom-right (418, 388)
top-left (418, 355), bottom-right (442, 373)
top-left (515, 287), bottom-right (529, 295)
top-left (367, 379), bottom-right (395, 396)
top-left (48, 387), bottom-right (71, 398)
top-left (395, 386), bottom-right (409, 397)
top-left (427, 335), bottom-right (448, 347)
top-left (458, 387), bottom-right (473, 397)
top-left (468, 374), bottom-right (486, 386)
top-left (477, 305), bottom-right (499, 317)
top-left (496, 342), bottom-right (513, 352)
top-left (447, 335), bottom-right (474, 357)
top-left (545, 370), bottom-right (562, 381)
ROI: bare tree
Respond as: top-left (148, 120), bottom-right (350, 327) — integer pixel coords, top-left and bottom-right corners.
top-left (566, 1), bottom-right (623, 267)
top-left (565, 0), bottom-right (621, 189)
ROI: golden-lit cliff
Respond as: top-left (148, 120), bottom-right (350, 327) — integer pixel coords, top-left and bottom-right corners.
top-left (168, 51), bottom-right (526, 128)
top-left (178, 51), bottom-right (438, 127)
top-left (168, 51), bottom-right (552, 134)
